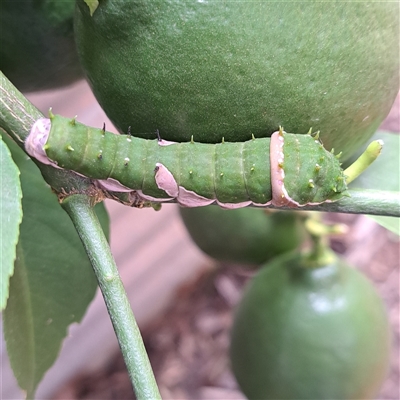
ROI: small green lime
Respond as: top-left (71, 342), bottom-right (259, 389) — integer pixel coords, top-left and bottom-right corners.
top-left (179, 207), bottom-right (305, 266)
top-left (74, 1), bottom-right (399, 160)
top-left (230, 252), bottom-right (391, 399)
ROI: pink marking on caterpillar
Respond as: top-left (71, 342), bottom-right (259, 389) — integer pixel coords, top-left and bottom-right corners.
top-left (270, 130), bottom-right (297, 207)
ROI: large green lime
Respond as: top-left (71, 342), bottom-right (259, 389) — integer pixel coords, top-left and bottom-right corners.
top-left (0, 0), bottom-right (83, 92)
top-left (179, 207), bottom-right (305, 265)
top-left (74, 0), bottom-right (399, 160)
top-left (230, 252), bottom-right (391, 399)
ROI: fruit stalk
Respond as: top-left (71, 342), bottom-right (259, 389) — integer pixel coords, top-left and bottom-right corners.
top-left (303, 215), bottom-right (347, 268)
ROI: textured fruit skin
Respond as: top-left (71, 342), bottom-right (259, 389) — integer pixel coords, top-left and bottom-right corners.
top-left (0, 0), bottom-right (83, 92)
top-left (230, 252), bottom-right (391, 399)
top-left (74, 0), bottom-right (399, 160)
top-left (179, 207), bottom-right (304, 265)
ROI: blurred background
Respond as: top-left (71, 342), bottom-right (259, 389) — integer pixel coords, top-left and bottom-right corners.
top-left (1, 80), bottom-right (399, 399)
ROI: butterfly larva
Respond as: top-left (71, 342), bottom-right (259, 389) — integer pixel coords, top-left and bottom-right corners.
top-left (25, 114), bottom-right (349, 208)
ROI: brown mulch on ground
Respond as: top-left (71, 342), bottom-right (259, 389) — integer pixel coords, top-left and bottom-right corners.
top-left (53, 213), bottom-right (399, 400)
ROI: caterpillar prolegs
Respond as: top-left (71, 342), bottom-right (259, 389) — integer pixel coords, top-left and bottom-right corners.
top-left (25, 114), bottom-right (349, 209)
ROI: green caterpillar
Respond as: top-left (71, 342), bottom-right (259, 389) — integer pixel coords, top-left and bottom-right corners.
top-left (25, 114), bottom-right (349, 208)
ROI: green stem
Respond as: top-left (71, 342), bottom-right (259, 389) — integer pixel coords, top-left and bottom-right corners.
top-left (0, 72), bottom-right (42, 147)
top-left (61, 194), bottom-right (162, 400)
top-left (289, 189), bottom-right (400, 217)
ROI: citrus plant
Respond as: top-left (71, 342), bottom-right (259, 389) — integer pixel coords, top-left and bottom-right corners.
top-left (0, 1), bottom-right (399, 399)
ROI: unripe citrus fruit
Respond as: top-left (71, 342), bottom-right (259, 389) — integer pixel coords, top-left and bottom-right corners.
top-left (179, 207), bottom-right (304, 265)
top-left (0, 0), bottom-right (83, 92)
top-left (74, 1), bottom-right (399, 160)
top-left (230, 252), bottom-right (391, 399)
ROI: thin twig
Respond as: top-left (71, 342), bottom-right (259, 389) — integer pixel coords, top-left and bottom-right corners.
top-left (62, 195), bottom-right (162, 400)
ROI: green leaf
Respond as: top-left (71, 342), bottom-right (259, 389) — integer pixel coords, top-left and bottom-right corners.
top-left (2, 135), bottom-right (109, 399)
top-left (350, 130), bottom-right (400, 235)
top-left (83, 0), bottom-right (99, 16)
top-left (0, 134), bottom-right (23, 310)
